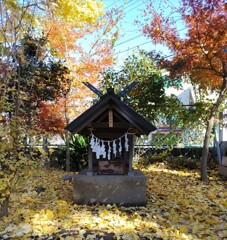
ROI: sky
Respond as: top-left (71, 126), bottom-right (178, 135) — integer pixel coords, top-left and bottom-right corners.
top-left (102, 0), bottom-right (185, 66)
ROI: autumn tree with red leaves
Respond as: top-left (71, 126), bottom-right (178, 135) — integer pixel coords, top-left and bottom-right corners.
top-left (141, 0), bottom-right (226, 181)
top-left (43, 8), bottom-right (122, 171)
top-left (0, 0), bottom-right (111, 212)
top-left (37, 102), bottom-right (66, 135)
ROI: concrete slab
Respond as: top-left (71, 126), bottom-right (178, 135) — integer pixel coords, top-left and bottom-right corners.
top-left (219, 165), bottom-right (227, 177)
top-left (73, 169), bottom-right (146, 206)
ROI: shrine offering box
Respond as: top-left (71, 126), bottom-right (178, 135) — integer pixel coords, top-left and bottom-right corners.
top-left (98, 160), bottom-right (125, 175)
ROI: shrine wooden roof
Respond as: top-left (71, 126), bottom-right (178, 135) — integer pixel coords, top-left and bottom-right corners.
top-left (65, 88), bottom-right (156, 136)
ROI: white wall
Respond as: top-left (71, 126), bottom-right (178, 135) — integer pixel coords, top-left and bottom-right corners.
top-left (165, 83), bottom-right (195, 105)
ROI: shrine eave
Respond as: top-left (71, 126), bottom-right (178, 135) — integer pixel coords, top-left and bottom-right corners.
top-left (65, 90), bottom-right (156, 136)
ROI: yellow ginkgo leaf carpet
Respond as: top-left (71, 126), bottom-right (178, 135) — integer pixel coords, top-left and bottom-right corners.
top-left (0, 163), bottom-right (226, 240)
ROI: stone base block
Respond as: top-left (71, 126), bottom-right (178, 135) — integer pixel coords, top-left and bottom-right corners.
top-left (219, 165), bottom-right (227, 177)
top-left (73, 169), bottom-right (146, 206)
top-left (222, 157), bottom-right (227, 166)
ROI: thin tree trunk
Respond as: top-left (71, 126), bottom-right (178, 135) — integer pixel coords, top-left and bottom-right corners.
top-left (201, 117), bottom-right (214, 182)
top-left (64, 98), bottom-right (70, 172)
top-left (42, 137), bottom-right (49, 165)
top-left (65, 130), bottom-right (70, 172)
top-left (15, 76), bottom-right (21, 117)
top-left (27, 100), bottom-right (33, 158)
top-left (201, 77), bottom-right (227, 182)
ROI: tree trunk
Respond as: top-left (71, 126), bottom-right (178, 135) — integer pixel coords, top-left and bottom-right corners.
top-left (201, 117), bottom-right (214, 182)
top-left (65, 130), bottom-right (70, 172)
top-left (65, 102), bottom-right (70, 172)
top-left (27, 103), bottom-right (33, 158)
top-left (15, 59), bottom-right (21, 117)
top-left (200, 77), bottom-right (227, 182)
top-left (42, 137), bottom-right (49, 165)
top-left (64, 95), bottom-right (71, 172)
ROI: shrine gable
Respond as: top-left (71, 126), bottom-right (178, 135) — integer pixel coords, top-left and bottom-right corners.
top-left (65, 88), bottom-right (156, 136)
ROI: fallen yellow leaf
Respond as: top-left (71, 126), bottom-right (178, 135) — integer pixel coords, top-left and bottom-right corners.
top-left (179, 225), bottom-right (189, 234)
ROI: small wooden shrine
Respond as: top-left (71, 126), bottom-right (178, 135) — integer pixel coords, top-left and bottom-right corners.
top-left (65, 87), bottom-right (156, 206)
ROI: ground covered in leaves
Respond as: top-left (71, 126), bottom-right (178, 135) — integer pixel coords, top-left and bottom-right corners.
top-left (0, 163), bottom-right (226, 240)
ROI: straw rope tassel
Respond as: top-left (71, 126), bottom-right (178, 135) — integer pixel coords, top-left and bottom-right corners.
top-left (89, 133), bottom-right (129, 160)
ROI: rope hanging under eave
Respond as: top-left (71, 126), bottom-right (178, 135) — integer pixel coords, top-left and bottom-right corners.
top-left (90, 133), bottom-right (129, 160)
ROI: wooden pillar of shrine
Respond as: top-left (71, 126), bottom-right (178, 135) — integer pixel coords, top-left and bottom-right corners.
top-left (128, 133), bottom-right (134, 176)
top-left (87, 143), bottom-right (93, 176)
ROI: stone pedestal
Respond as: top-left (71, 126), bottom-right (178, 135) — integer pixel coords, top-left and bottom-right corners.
top-left (222, 156), bottom-right (227, 166)
top-left (73, 169), bottom-right (146, 206)
top-left (219, 165), bottom-right (227, 177)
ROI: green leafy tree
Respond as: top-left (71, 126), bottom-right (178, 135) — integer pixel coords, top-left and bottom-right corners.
top-left (102, 52), bottom-right (209, 150)
top-left (102, 52), bottom-right (166, 122)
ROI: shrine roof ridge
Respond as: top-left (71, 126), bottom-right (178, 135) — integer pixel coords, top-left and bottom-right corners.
top-left (65, 88), bottom-right (156, 136)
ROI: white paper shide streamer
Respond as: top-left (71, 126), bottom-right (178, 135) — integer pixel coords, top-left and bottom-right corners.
top-left (90, 133), bottom-right (129, 160)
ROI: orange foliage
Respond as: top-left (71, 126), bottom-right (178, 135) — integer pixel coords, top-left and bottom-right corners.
top-left (39, 8), bottom-right (122, 131)
top-left (44, 19), bottom-right (83, 57)
top-left (73, 48), bottom-right (114, 85)
top-left (37, 102), bottom-right (65, 135)
top-left (44, 8), bottom-right (121, 90)
top-left (142, 0), bottom-right (226, 90)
